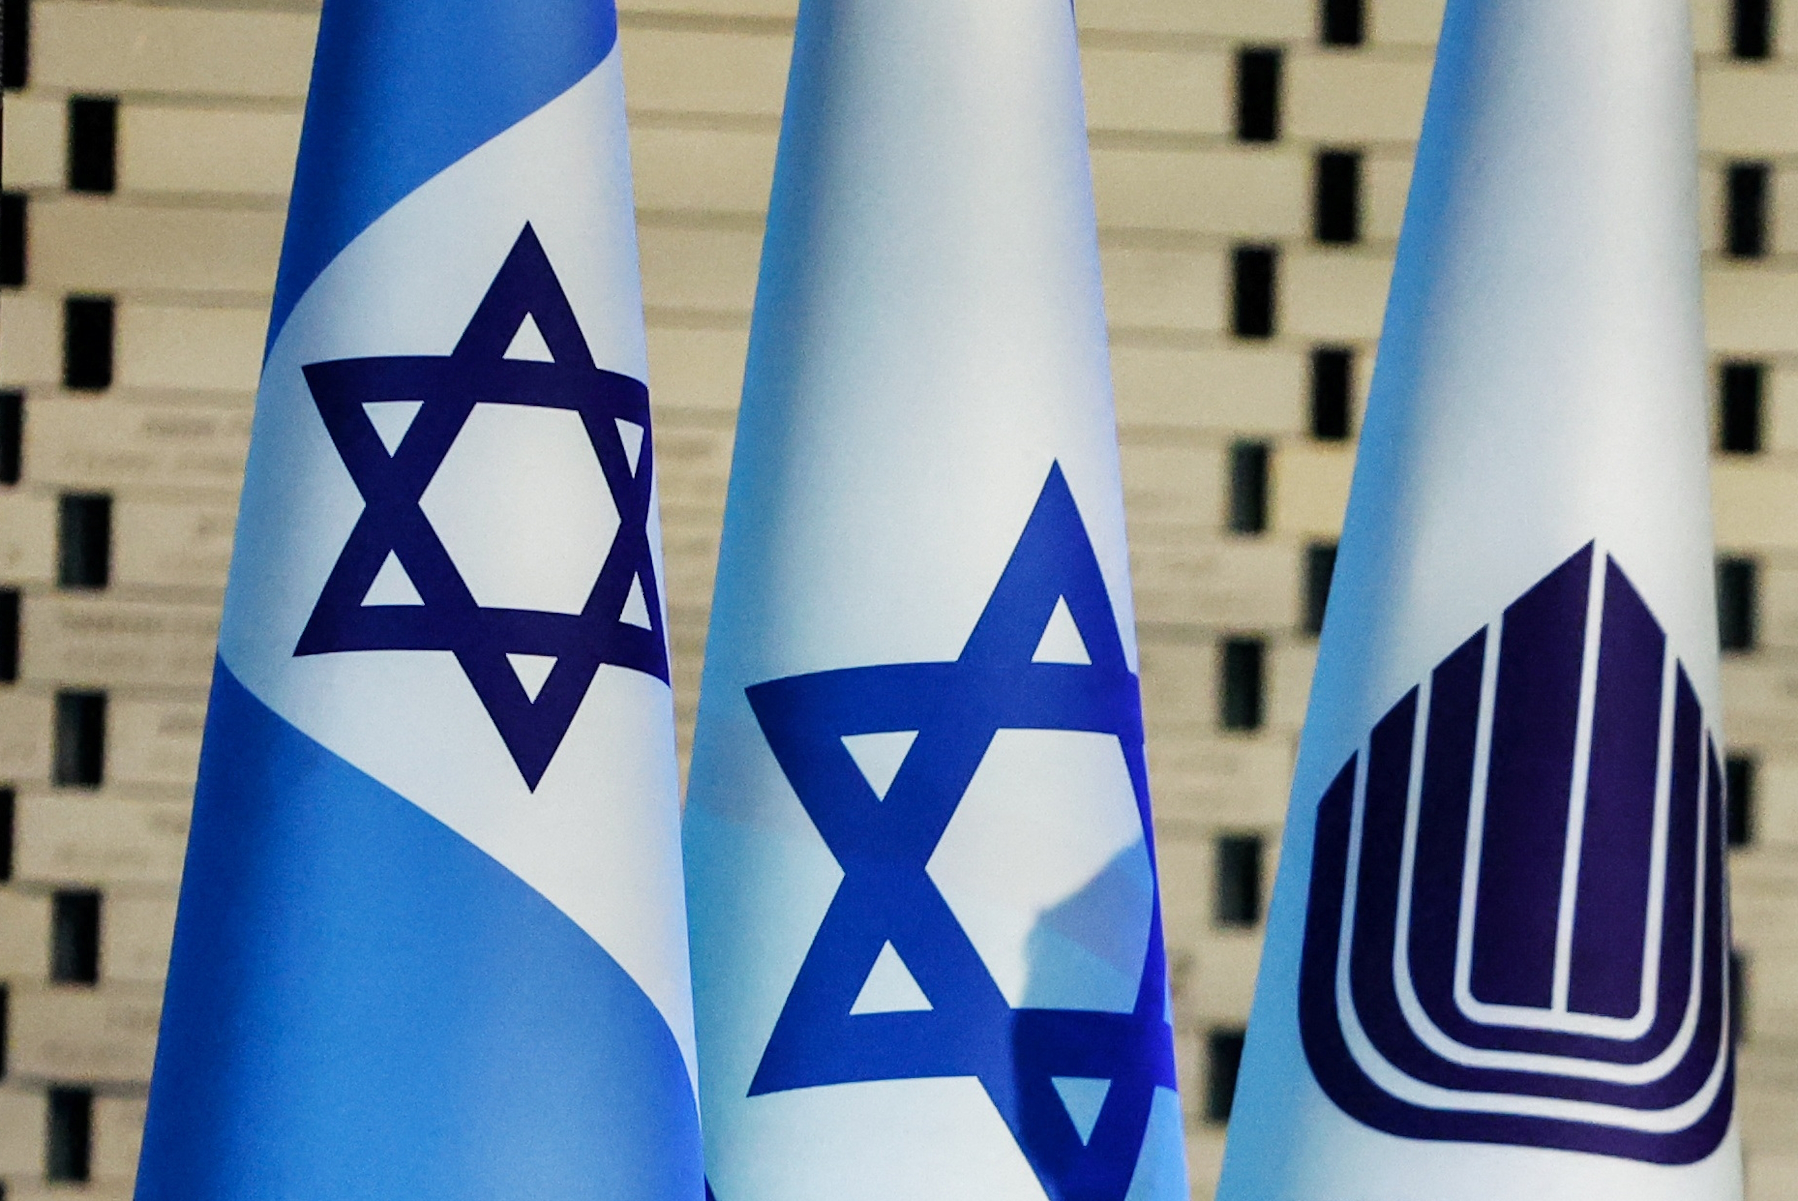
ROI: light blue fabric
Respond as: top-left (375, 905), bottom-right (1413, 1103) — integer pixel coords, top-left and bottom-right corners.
top-left (135, 663), bottom-right (702, 1201)
top-left (266, 0), bottom-right (618, 347)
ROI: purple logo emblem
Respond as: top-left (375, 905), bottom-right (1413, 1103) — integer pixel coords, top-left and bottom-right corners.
top-left (1298, 545), bottom-right (1733, 1164)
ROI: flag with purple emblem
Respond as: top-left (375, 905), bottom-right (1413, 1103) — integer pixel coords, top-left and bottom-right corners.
top-left (1217, 0), bottom-right (1741, 1197)
top-left (681, 2), bottom-right (1189, 1200)
top-left (133, 2), bottom-right (703, 1197)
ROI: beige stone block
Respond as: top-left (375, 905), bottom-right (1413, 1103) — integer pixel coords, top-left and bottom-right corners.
top-left (22, 596), bottom-right (219, 690)
top-left (647, 324), bottom-right (751, 413)
top-left (34, 1), bottom-right (317, 99)
top-left (7, 1186), bottom-right (136, 1201)
top-left (1269, 641), bottom-right (1318, 734)
top-left (1708, 265), bottom-right (1798, 355)
top-left (0, 293), bottom-right (64, 388)
top-left (102, 894), bottom-right (178, 984)
top-left (31, 199), bottom-right (285, 295)
top-left (1287, 54), bottom-right (1433, 144)
top-left (121, 104), bottom-right (303, 197)
top-left (1187, 1129), bottom-right (1229, 1201)
top-left (1764, 566), bottom-right (1798, 650)
top-left (1078, 0), bottom-right (1312, 39)
top-left (1120, 437), bottom-right (1223, 529)
top-left (1274, 443), bottom-right (1355, 537)
top-left (1282, 251), bottom-right (1393, 341)
top-left (1191, 933), bottom-right (1264, 1021)
top-left (0, 492), bottom-right (56, 584)
top-left (1101, 244), bottom-right (1226, 334)
top-left (14, 795), bottom-right (191, 887)
top-left (118, 304), bottom-right (267, 394)
top-left (1130, 538), bottom-right (1300, 631)
top-left (93, 1094), bottom-right (147, 1184)
top-left (1748, 1150), bottom-right (1798, 1201)
top-left (1113, 345), bottom-right (1306, 434)
top-left (27, 399), bottom-right (253, 492)
top-left (1700, 68), bottom-right (1798, 156)
top-left (631, 125), bottom-right (778, 215)
top-left (0, 891), bottom-right (51, 980)
top-left (1770, 366), bottom-right (1798, 454)
top-left (1756, 758), bottom-right (1798, 849)
top-left (1715, 459), bottom-right (1798, 550)
top-left (1690, 0), bottom-right (1730, 57)
top-left (1773, 166), bottom-right (1798, 260)
top-left (1082, 47), bottom-right (1230, 137)
top-left (640, 225), bottom-right (764, 316)
top-left (106, 699), bottom-right (206, 790)
top-left (1364, 151), bottom-right (1415, 242)
top-left (1723, 656), bottom-right (1798, 747)
top-left (1700, 158), bottom-right (1727, 255)
top-left (7, 984), bottom-right (163, 1084)
top-left (0, 690), bottom-right (53, 782)
top-left (1373, 0), bottom-right (1448, 45)
top-left (112, 497), bottom-right (238, 593)
top-left (0, 1087), bottom-right (45, 1176)
top-left (1, 94), bottom-right (66, 190)
top-left (1153, 832), bottom-right (1211, 957)
top-left (620, 27), bottom-right (791, 116)
top-left (1093, 147), bottom-right (1306, 237)
top-left (622, 0), bottom-right (796, 13)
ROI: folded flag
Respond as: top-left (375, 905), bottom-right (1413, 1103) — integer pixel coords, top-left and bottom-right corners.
top-left (1218, 1), bottom-right (1740, 1197)
top-left (134, 3), bottom-right (703, 1197)
top-left (682, 3), bottom-right (1189, 1200)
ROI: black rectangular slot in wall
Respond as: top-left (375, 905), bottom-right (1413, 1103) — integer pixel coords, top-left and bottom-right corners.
top-left (1720, 361), bottom-right (1765, 454)
top-left (46, 1086), bottom-right (93, 1181)
top-left (2, 0), bottom-right (28, 89)
top-left (1206, 1028), bottom-right (1248, 1122)
top-left (51, 889), bottom-right (101, 985)
top-left (1231, 245), bottom-right (1278, 338)
top-left (1215, 834), bottom-right (1264, 927)
top-left (1311, 346), bottom-right (1353, 440)
top-left (67, 96), bottom-right (118, 194)
top-left (1228, 441), bottom-right (1269, 535)
top-left (1304, 541), bottom-right (1339, 636)
top-left (1235, 48), bottom-right (1282, 142)
top-left (1321, 0), bottom-right (1365, 45)
top-left (1220, 637), bottom-right (1266, 732)
top-left (0, 787), bottom-right (13, 882)
top-left (1733, 0), bottom-right (1773, 59)
top-left (0, 192), bottom-right (24, 287)
top-left (1718, 556), bottom-right (1759, 652)
top-left (1726, 162), bottom-right (1770, 259)
top-left (0, 587), bottom-right (17, 682)
top-left (53, 690), bottom-right (106, 788)
top-left (0, 390), bottom-right (20, 483)
top-left (58, 492), bottom-right (112, 589)
top-left (1314, 150), bottom-right (1362, 244)
top-left (63, 296), bottom-right (115, 391)
top-left (1727, 754), bottom-right (1757, 848)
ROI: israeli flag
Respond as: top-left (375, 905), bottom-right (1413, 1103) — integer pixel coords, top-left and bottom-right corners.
top-left (1217, 1), bottom-right (1740, 1198)
top-left (134, 3), bottom-right (703, 1197)
top-left (682, 3), bottom-right (1188, 1201)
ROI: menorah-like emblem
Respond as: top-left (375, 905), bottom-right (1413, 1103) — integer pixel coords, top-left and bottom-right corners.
top-left (1298, 545), bottom-right (1733, 1164)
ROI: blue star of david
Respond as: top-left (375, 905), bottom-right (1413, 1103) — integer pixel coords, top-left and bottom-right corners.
top-left (294, 224), bottom-right (668, 789)
top-left (745, 464), bottom-right (1178, 1201)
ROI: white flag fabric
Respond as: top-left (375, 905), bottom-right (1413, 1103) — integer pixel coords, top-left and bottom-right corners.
top-left (1218, 0), bottom-right (1740, 1198)
top-left (682, 3), bottom-right (1189, 1201)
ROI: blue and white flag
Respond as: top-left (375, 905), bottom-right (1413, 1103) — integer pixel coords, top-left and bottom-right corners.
top-left (135, 3), bottom-right (702, 1197)
top-left (682, 4), bottom-right (1188, 1201)
top-left (1218, 1), bottom-right (1739, 1197)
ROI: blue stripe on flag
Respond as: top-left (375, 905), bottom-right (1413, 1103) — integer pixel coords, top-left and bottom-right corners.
top-left (135, 662), bottom-right (701, 1201)
top-left (267, 0), bottom-right (620, 348)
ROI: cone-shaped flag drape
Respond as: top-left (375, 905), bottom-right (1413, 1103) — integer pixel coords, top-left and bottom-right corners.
top-left (135, 2), bottom-right (702, 1197)
top-left (683, 4), bottom-right (1188, 1201)
top-left (1218, 1), bottom-right (1739, 1197)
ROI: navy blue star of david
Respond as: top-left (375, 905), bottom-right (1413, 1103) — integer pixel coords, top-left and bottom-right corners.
top-left (745, 464), bottom-right (1178, 1201)
top-left (294, 224), bottom-right (668, 789)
